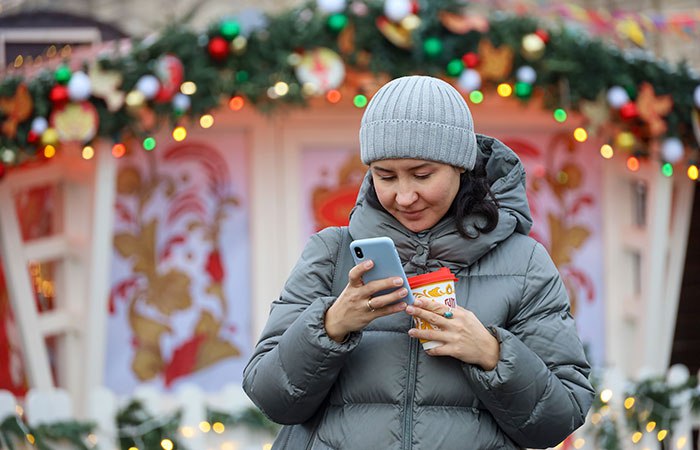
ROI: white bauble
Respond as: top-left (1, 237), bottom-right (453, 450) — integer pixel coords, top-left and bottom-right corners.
top-left (67, 71), bottom-right (92, 101)
top-left (384, 0), bottom-right (411, 22)
top-left (31, 117), bottom-right (49, 134)
top-left (136, 75), bottom-right (161, 100)
top-left (606, 86), bottom-right (629, 109)
top-left (661, 137), bottom-right (684, 163)
top-left (515, 66), bottom-right (536, 84)
top-left (457, 69), bottom-right (481, 92)
top-left (172, 93), bottom-right (191, 112)
top-left (317, 0), bottom-right (346, 14)
top-left (694, 85), bottom-right (700, 109)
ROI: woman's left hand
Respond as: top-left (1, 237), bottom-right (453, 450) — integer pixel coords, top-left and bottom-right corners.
top-left (405, 299), bottom-right (500, 370)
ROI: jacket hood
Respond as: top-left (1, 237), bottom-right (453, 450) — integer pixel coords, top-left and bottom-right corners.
top-left (348, 134), bottom-right (532, 274)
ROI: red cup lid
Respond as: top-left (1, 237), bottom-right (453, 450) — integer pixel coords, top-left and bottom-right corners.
top-left (407, 267), bottom-right (458, 289)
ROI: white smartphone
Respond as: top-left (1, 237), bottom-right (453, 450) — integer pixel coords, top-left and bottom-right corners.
top-left (349, 237), bottom-right (414, 305)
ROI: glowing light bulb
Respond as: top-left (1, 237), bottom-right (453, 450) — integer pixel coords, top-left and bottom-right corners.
top-left (573, 127), bottom-right (588, 142)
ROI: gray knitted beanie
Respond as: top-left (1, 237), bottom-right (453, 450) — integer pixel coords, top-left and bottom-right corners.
top-left (359, 75), bottom-right (477, 170)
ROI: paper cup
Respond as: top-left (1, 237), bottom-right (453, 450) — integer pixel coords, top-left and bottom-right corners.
top-left (407, 267), bottom-right (458, 350)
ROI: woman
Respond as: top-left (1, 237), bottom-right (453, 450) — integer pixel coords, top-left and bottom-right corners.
top-left (243, 76), bottom-right (594, 449)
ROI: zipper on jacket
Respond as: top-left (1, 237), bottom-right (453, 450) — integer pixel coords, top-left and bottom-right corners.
top-left (402, 333), bottom-right (418, 450)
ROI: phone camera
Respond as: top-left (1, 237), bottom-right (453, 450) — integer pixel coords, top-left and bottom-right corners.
top-left (354, 247), bottom-right (364, 259)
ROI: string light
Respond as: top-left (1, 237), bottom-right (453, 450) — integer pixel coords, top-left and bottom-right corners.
top-left (44, 145), bottom-right (56, 158)
top-left (326, 89), bottom-right (341, 103)
top-left (661, 162), bottom-right (673, 177)
top-left (26, 434), bottom-right (35, 444)
top-left (353, 94), bottom-right (368, 108)
top-left (274, 81), bottom-right (289, 96)
top-left (646, 421), bottom-right (657, 432)
top-left (112, 143), bottom-right (126, 158)
top-left (600, 389), bottom-right (613, 403)
top-left (573, 438), bottom-right (585, 448)
top-left (497, 83), bottom-right (513, 97)
top-left (128, 447), bottom-right (138, 450)
top-left (624, 397), bottom-right (635, 409)
top-left (600, 144), bottom-right (614, 159)
top-left (632, 432), bottom-right (643, 443)
top-left (172, 126), bottom-right (187, 142)
top-left (212, 422), bottom-right (225, 433)
top-left (573, 127), bottom-right (588, 142)
top-left (143, 137), bottom-right (156, 151)
top-left (180, 426), bottom-right (194, 438)
top-left (180, 81), bottom-right (197, 95)
top-left (657, 430), bottom-right (668, 441)
top-left (228, 95), bottom-right (245, 111)
top-left (553, 108), bottom-right (567, 123)
top-left (15, 405), bottom-right (23, 416)
top-left (263, 444), bottom-right (273, 450)
top-left (198, 421), bottom-right (211, 433)
top-left (677, 437), bottom-right (688, 448)
top-left (14, 55), bottom-right (23, 68)
top-left (469, 90), bottom-right (484, 104)
top-left (688, 164), bottom-right (699, 180)
top-left (200, 114), bottom-right (214, 129)
top-left (627, 156), bottom-right (640, 172)
top-left (160, 438), bottom-right (174, 450)
top-left (82, 145), bottom-right (95, 160)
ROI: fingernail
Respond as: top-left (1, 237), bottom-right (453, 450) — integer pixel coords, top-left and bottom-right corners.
top-left (406, 306), bottom-right (415, 314)
top-left (393, 278), bottom-right (403, 286)
top-left (408, 329), bottom-right (416, 337)
top-left (413, 299), bottom-right (423, 307)
top-left (398, 288), bottom-right (407, 297)
top-left (364, 260), bottom-right (373, 268)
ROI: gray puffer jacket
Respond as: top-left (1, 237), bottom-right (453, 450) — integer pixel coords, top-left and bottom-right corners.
top-left (243, 135), bottom-right (594, 450)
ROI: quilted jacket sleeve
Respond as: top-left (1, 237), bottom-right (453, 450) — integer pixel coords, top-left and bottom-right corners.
top-left (242, 228), bottom-right (361, 424)
top-left (462, 242), bottom-right (595, 449)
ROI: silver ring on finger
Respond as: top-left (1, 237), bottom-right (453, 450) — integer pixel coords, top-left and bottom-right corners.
top-left (367, 299), bottom-right (376, 312)
top-left (443, 307), bottom-right (454, 319)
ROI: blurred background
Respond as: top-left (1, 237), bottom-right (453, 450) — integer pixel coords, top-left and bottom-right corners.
top-left (0, 0), bottom-right (699, 449)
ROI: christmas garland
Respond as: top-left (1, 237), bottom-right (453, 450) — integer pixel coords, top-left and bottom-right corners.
top-left (1, 0), bottom-right (700, 180)
top-left (589, 372), bottom-right (700, 449)
top-left (0, 402), bottom-right (279, 450)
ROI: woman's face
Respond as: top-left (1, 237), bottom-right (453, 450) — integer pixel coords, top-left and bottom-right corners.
top-left (370, 159), bottom-right (463, 233)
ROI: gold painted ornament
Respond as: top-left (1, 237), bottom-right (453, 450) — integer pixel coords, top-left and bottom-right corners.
top-left (438, 11), bottom-right (489, 34)
top-left (636, 82), bottom-right (673, 137)
top-left (294, 47), bottom-right (346, 93)
top-left (0, 83), bottom-right (33, 139)
top-left (521, 33), bottom-right (545, 61)
top-left (50, 101), bottom-right (99, 143)
top-left (579, 93), bottom-right (611, 136)
top-left (376, 16), bottom-right (413, 49)
top-left (89, 61), bottom-right (124, 112)
top-left (477, 39), bottom-right (513, 82)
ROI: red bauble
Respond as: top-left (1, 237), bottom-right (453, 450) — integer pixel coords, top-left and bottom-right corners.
top-left (49, 85), bottom-right (69, 104)
top-left (620, 102), bottom-right (639, 120)
top-left (410, 1), bottom-right (419, 14)
top-left (27, 130), bottom-right (39, 144)
top-left (534, 29), bottom-right (550, 44)
top-left (0, 163), bottom-right (5, 179)
top-left (208, 36), bottom-right (230, 61)
top-left (461, 52), bottom-right (479, 68)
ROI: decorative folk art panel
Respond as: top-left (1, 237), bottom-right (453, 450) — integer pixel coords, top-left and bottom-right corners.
top-left (106, 131), bottom-right (251, 394)
top-left (300, 131), bottom-right (605, 368)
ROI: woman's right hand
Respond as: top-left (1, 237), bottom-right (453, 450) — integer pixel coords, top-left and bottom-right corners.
top-left (324, 260), bottom-right (409, 342)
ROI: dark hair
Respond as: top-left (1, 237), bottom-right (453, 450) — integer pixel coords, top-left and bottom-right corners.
top-left (365, 158), bottom-right (499, 239)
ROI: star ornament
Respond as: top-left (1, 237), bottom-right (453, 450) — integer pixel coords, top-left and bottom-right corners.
top-left (89, 61), bottom-right (125, 112)
top-left (579, 93), bottom-right (610, 136)
top-left (636, 82), bottom-right (673, 137)
top-left (477, 39), bottom-right (513, 82)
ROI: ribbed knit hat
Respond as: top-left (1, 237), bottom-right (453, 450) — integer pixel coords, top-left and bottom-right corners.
top-left (359, 75), bottom-right (477, 170)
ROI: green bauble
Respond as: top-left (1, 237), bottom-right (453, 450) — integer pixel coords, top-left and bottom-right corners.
top-left (514, 81), bottom-right (533, 98)
top-left (327, 13), bottom-right (348, 32)
top-left (446, 59), bottom-right (464, 77)
top-left (423, 37), bottom-right (443, 58)
top-left (220, 21), bottom-right (241, 40)
top-left (54, 65), bottom-right (72, 85)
